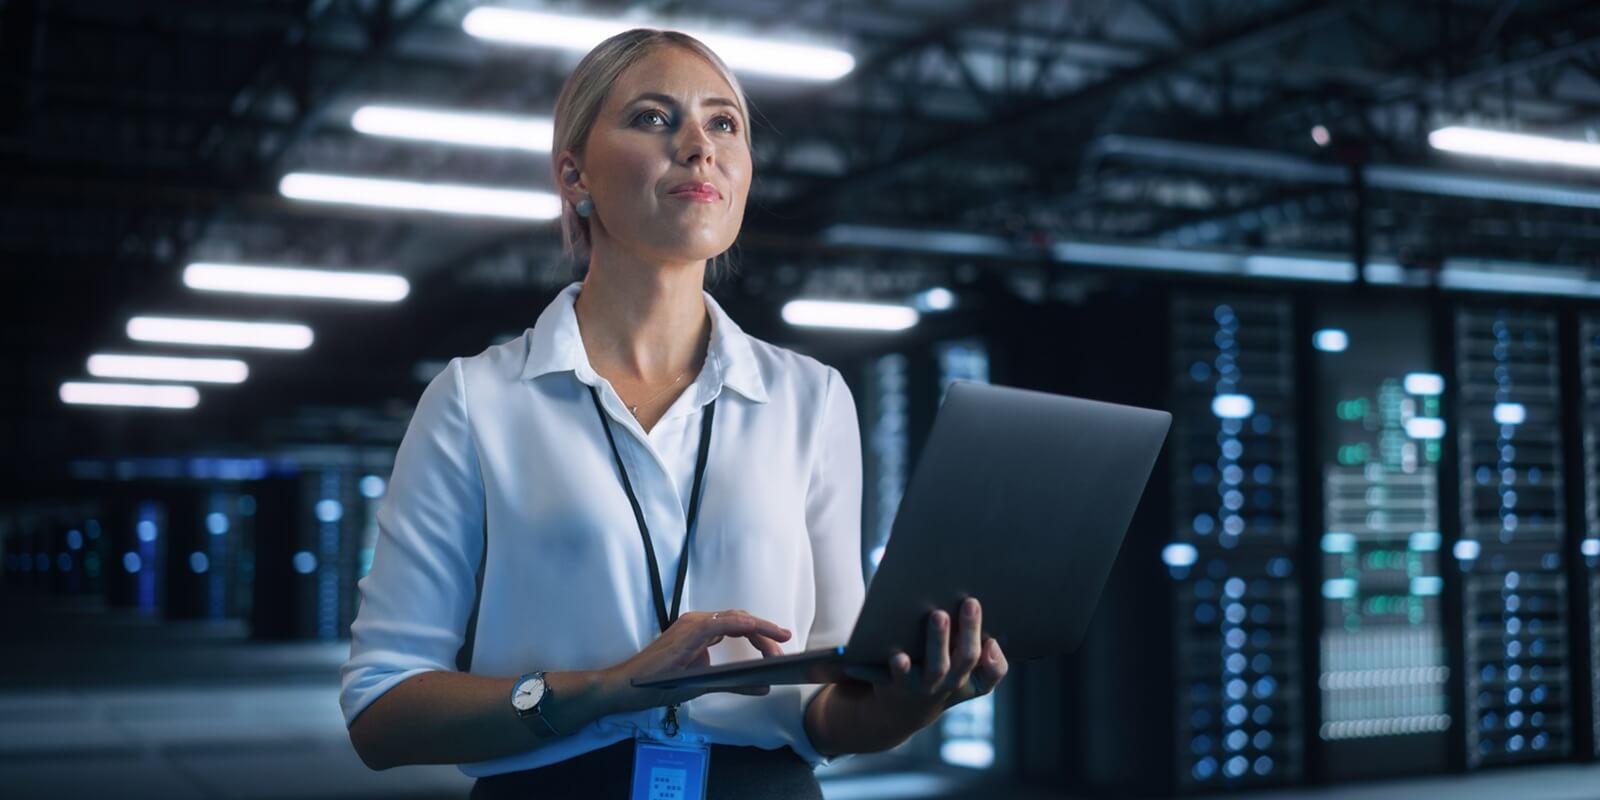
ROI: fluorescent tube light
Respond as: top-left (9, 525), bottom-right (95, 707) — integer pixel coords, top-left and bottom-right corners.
top-left (462, 8), bottom-right (854, 82)
top-left (88, 354), bottom-right (248, 384)
top-left (1055, 241), bottom-right (1238, 273)
top-left (821, 224), bottom-right (1015, 257)
top-left (127, 316), bottom-right (314, 350)
top-left (1438, 258), bottom-right (1600, 297)
top-left (279, 172), bottom-right (561, 220)
top-left (351, 105), bottom-right (554, 151)
top-left (1243, 255), bottom-right (1356, 282)
top-left (1430, 126), bottom-right (1600, 171)
top-left (60, 382), bottom-right (200, 409)
top-left (1453, 540), bottom-right (1481, 561)
top-left (184, 262), bottom-right (410, 302)
top-left (1096, 134), bottom-right (1600, 210)
top-left (781, 299), bottom-right (919, 331)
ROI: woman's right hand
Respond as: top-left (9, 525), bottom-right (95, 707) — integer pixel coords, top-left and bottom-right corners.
top-left (600, 609), bottom-right (792, 713)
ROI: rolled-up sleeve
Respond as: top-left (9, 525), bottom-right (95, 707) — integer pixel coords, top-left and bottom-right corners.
top-left (789, 365), bottom-right (866, 766)
top-left (340, 358), bottom-right (485, 728)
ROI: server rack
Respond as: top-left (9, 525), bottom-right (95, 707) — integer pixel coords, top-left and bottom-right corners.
top-left (1454, 308), bottom-right (1573, 766)
top-left (1310, 302), bottom-right (1451, 779)
top-left (1168, 295), bottom-right (1303, 790)
top-left (1575, 314), bottom-right (1600, 759)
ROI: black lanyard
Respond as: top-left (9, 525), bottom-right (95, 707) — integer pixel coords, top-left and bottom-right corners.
top-left (588, 386), bottom-right (715, 737)
top-left (588, 385), bottom-right (716, 639)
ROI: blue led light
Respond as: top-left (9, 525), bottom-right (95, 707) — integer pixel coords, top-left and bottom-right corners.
top-left (292, 550), bottom-right (318, 575)
top-left (137, 520), bottom-right (157, 543)
top-left (123, 552), bottom-right (141, 573)
top-left (1321, 532), bottom-right (1356, 553)
top-left (1403, 372), bottom-right (1445, 395)
top-left (1312, 328), bottom-right (1349, 352)
top-left (1212, 394), bottom-right (1255, 420)
top-left (66, 530), bottom-right (83, 550)
top-left (1224, 755), bottom-right (1248, 778)
top-left (1322, 579), bottom-right (1357, 599)
top-left (315, 499), bottom-right (343, 523)
top-left (1163, 543), bottom-right (1200, 567)
top-left (360, 475), bottom-right (387, 499)
top-left (189, 552), bottom-right (209, 574)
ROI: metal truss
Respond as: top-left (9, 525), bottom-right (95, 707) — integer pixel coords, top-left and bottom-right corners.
top-left (4, 0), bottom-right (1600, 475)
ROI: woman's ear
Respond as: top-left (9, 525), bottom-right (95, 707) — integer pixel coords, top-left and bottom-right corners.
top-left (556, 152), bottom-right (587, 198)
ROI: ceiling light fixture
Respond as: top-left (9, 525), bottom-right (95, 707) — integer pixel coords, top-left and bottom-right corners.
top-left (184, 262), bottom-right (410, 302)
top-left (279, 172), bottom-right (562, 220)
top-left (60, 382), bottom-right (200, 410)
top-left (127, 316), bottom-right (314, 350)
top-left (87, 354), bottom-right (249, 384)
top-left (462, 7), bottom-right (855, 82)
top-left (351, 105), bottom-right (554, 151)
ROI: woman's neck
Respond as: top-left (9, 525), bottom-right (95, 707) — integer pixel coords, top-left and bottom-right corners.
top-left (572, 251), bottom-right (711, 385)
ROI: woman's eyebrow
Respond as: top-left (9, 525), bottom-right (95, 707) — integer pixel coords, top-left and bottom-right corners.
top-left (623, 91), bottom-right (739, 111)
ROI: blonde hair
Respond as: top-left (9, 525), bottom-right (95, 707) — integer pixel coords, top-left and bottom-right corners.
top-left (550, 28), bottom-right (753, 287)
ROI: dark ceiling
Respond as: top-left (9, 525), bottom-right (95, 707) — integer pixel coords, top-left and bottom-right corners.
top-left (4, 0), bottom-right (1600, 488)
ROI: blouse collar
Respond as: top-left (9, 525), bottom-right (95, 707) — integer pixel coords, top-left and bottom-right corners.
top-left (519, 280), bottom-right (770, 405)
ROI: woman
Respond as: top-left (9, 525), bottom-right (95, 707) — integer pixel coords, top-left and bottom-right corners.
top-left (339, 27), bottom-right (1009, 799)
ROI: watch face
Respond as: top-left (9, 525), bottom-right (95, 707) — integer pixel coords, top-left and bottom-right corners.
top-left (513, 676), bottom-right (546, 711)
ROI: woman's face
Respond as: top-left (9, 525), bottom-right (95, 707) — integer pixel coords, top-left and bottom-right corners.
top-left (564, 47), bottom-right (752, 267)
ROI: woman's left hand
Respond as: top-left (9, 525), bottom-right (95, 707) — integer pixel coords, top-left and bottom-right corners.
top-left (836, 597), bottom-right (1009, 741)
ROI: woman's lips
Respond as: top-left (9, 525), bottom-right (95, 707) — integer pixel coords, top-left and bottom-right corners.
top-left (667, 182), bottom-right (722, 202)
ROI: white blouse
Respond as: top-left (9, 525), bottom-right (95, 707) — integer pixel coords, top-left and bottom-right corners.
top-left (339, 279), bottom-right (866, 777)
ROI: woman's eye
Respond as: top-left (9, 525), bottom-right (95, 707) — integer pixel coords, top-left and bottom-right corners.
top-left (637, 109), bottom-right (668, 126)
top-left (713, 115), bottom-right (739, 133)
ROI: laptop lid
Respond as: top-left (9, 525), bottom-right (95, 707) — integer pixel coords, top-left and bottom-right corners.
top-left (842, 381), bottom-right (1171, 664)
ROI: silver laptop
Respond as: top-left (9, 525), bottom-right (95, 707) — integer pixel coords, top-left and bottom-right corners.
top-left (634, 380), bottom-right (1172, 690)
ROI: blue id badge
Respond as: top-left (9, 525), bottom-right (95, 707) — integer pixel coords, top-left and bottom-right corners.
top-left (630, 736), bottom-right (709, 800)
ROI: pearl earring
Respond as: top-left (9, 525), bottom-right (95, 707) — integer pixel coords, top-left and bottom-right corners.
top-left (575, 195), bottom-right (593, 217)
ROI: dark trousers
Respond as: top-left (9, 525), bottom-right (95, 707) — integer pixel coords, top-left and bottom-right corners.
top-left (469, 738), bottom-right (823, 800)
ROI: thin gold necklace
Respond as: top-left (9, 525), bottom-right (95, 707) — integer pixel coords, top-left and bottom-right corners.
top-left (623, 369), bottom-right (690, 417)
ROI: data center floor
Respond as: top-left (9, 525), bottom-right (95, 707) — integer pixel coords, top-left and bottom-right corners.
top-left (2, 592), bottom-right (1596, 800)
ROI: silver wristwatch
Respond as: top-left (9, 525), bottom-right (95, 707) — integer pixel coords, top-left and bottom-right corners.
top-left (511, 671), bottom-right (561, 735)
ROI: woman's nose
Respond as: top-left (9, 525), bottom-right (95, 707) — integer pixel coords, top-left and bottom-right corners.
top-left (676, 127), bottom-right (714, 166)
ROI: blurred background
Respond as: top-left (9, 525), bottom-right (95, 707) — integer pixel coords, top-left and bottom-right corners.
top-left (5, 1), bottom-right (1600, 798)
